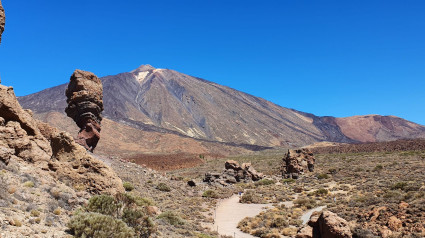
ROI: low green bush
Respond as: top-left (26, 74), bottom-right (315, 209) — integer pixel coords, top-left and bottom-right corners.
top-left (202, 190), bottom-right (218, 198)
top-left (123, 182), bottom-right (135, 192)
top-left (157, 211), bottom-right (184, 226)
top-left (156, 183), bottom-right (171, 192)
top-left (255, 179), bottom-right (275, 186)
top-left (68, 212), bottom-right (136, 238)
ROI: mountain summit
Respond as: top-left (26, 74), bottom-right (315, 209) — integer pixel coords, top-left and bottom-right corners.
top-left (19, 65), bottom-right (425, 149)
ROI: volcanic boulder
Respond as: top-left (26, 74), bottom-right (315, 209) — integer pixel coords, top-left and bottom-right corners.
top-left (204, 160), bottom-right (264, 185)
top-left (281, 148), bottom-right (315, 179)
top-left (0, 0), bottom-right (4, 45)
top-left (65, 70), bottom-right (103, 152)
top-left (298, 211), bottom-right (352, 238)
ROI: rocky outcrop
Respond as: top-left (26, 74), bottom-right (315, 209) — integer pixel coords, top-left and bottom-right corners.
top-left (0, 0), bottom-right (5, 45)
top-left (47, 130), bottom-right (123, 195)
top-left (281, 148), bottom-right (315, 179)
top-left (298, 210), bottom-right (352, 238)
top-left (0, 85), bottom-right (52, 166)
top-left (0, 83), bottom-right (122, 195)
top-left (65, 70), bottom-right (103, 152)
top-left (315, 211), bottom-right (352, 238)
top-left (203, 160), bottom-right (264, 185)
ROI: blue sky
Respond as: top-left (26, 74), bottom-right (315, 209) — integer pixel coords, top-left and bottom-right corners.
top-left (0, 0), bottom-right (424, 125)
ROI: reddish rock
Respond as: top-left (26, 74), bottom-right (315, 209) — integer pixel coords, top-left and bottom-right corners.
top-left (387, 216), bottom-right (402, 231)
top-left (398, 201), bottom-right (409, 210)
top-left (296, 225), bottom-right (313, 238)
top-left (65, 70), bottom-right (103, 152)
top-left (281, 148), bottom-right (315, 179)
top-left (314, 211), bottom-right (352, 238)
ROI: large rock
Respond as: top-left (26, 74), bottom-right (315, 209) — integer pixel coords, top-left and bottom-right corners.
top-left (0, 85), bottom-right (52, 166)
top-left (0, 83), bottom-right (122, 195)
top-left (65, 70), bottom-right (103, 152)
top-left (313, 211), bottom-right (352, 238)
top-left (204, 160), bottom-right (264, 185)
top-left (0, 0), bottom-right (5, 45)
top-left (281, 148), bottom-right (315, 179)
top-left (47, 130), bottom-right (123, 195)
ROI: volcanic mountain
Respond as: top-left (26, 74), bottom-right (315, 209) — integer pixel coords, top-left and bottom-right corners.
top-left (19, 65), bottom-right (425, 153)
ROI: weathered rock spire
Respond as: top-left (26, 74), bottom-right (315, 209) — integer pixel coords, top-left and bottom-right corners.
top-left (65, 69), bottom-right (103, 152)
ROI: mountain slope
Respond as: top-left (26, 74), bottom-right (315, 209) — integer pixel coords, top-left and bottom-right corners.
top-left (19, 65), bottom-right (425, 147)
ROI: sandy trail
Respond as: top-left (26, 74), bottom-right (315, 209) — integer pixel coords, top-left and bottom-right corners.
top-left (213, 195), bottom-right (273, 238)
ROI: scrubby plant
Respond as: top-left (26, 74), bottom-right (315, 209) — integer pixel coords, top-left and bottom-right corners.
top-left (53, 207), bottom-right (61, 215)
top-left (123, 182), bottom-right (135, 192)
top-left (282, 178), bottom-right (296, 184)
top-left (202, 190), bottom-right (218, 198)
top-left (255, 179), bottom-right (275, 186)
top-left (156, 183), bottom-right (171, 192)
top-left (294, 197), bottom-right (316, 209)
top-left (157, 211), bottom-right (184, 226)
top-left (86, 194), bottom-right (118, 216)
top-left (68, 193), bottom-right (156, 238)
top-left (317, 173), bottom-right (329, 180)
top-left (68, 212), bottom-right (136, 238)
top-left (23, 181), bottom-right (34, 187)
top-left (30, 209), bottom-right (41, 217)
top-left (372, 164), bottom-right (383, 172)
top-left (240, 190), bottom-right (262, 204)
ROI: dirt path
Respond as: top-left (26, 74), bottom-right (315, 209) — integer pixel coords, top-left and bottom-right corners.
top-left (212, 195), bottom-right (273, 238)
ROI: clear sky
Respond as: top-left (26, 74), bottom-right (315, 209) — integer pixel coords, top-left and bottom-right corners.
top-left (0, 0), bottom-right (424, 125)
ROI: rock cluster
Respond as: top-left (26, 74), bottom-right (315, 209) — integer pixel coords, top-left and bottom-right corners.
top-left (281, 148), bottom-right (315, 179)
top-left (297, 211), bottom-right (352, 238)
top-left (0, 83), bottom-right (122, 195)
top-left (0, 0), bottom-right (4, 45)
top-left (203, 160), bottom-right (264, 186)
top-left (65, 70), bottom-right (103, 152)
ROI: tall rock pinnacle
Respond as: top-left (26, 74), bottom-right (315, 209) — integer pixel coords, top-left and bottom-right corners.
top-left (65, 70), bottom-right (103, 152)
top-left (0, 0), bottom-right (5, 45)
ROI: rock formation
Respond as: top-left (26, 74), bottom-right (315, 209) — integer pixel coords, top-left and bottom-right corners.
top-left (0, 0), bottom-right (5, 45)
top-left (0, 83), bottom-right (122, 195)
top-left (281, 148), bottom-right (315, 179)
top-left (298, 210), bottom-right (352, 238)
top-left (203, 160), bottom-right (264, 185)
top-left (65, 70), bottom-right (103, 152)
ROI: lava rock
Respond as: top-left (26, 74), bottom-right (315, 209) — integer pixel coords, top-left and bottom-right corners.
top-left (65, 70), bottom-right (103, 152)
top-left (281, 148), bottom-right (315, 179)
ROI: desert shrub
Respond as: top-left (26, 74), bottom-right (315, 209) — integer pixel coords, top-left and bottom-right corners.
top-left (282, 178), bottom-right (296, 184)
top-left (69, 193), bottom-right (156, 238)
top-left (372, 164), bottom-right (383, 172)
top-left (53, 207), bottom-right (61, 215)
top-left (86, 194), bottom-right (118, 216)
top-left (156, 183), bottom-right (171, 192)
top-left (383, 190), bottom-right (403, 203)
top-left (123, 182), bottom-right (135, 191)
top-left (30, 209), bottom-right (41, 217)
top-left (68, 212), bottom-right (136, 238)
top-left (255, 179), bottom-right (275, 186)
top-left (329, 168), bottom-right (338, 174)
top-left (157, 211), bottom-right (184, 226)
top-left (294, 198), bottom-right (316, 209)
top-left (122, 208), bottom-right (156, 238)
top-left (317, 173), bottom-right (329, 180)
top-left (23, 181), bottom-right (34, 188)
top-left (240, 190), bottom-right (262, 204)
top-left (313, 188), bottom-right (328, 196)
top-left (202, 190), bottom-right (218, 198)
